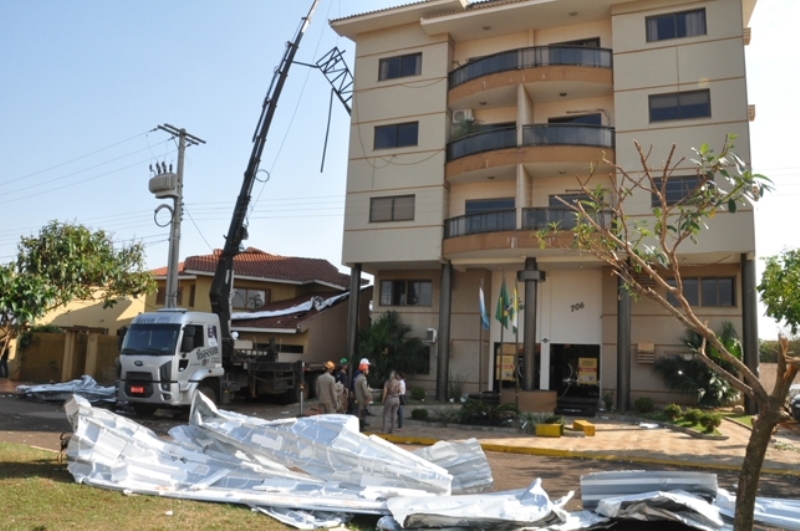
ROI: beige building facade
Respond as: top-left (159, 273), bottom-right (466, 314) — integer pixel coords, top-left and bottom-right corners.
top-left (332, 0), bottom-right (759, 408)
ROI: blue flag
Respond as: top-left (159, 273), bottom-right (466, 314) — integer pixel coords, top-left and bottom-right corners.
top-left (479, 287), bottom-right (490, 329)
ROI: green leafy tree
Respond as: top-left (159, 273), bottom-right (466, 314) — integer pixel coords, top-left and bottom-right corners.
top-left (356, 311), bottom-right (428, 387)
top-left (451, 117), bottom-right (483, 140)
top-left (538, 134), bottom-right (798, 530)
top-left (759, 249), bottom-right (800, 335)
top-left (0, 221), bottom-right (155, 355)
top-left (654, 322), bottom-right (742, 407)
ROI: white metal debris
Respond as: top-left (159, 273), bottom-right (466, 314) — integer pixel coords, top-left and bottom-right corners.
top-left (409, 438), bottom-right (493, 494)
top-left (580, 470), bottom-right (718, 510)
top-left (17, 375), bottom-right (115, 403)
top-left (595, 490), bottom-right (728, 530)
top-left (715, 488), bottom-right (800, 530)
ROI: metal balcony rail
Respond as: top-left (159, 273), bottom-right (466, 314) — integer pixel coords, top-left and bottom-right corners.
top-left (522, 124), bottom-right (615, 149)
top-left (522, 207), bottom-right (612, 230)
top-left (444, 209), bottom-right (516, 238)
top-left (447, 127), bottom-right (517, 160)
top-left (447, 124), bottom-right (614, 161)
top-left (449, 45), bottom-right (613, 88)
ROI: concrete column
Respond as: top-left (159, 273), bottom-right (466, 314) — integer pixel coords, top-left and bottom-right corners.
top-left (741, 253), bottom-right (759, 415)
top-left (346, 263), bottom-right (362, 379)
top-left (616, 274), bottom-right (631, 412)
top-left (436, 262), bottom-right (453, 402)
top-left (62, 331), bottom-right (77, 382)
top-left (84, 334), bottom-right (99, 380)
top-left (518, 258), bottom-right (544, 390)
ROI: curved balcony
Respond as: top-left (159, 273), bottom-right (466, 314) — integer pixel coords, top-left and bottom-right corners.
top-left (447, 124), bottom-right (614, 161)
top-left (449, 46), bottom-right (613, 89)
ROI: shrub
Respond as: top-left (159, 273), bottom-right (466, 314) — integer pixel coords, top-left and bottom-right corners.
top-left (410, 386), bottom-right (426, 401)
top-left (447, 373), bottom-right (467, 401)
top-left (663, 403), bottom-right (683, 421)
top-left (634, 396), bottom-right (655, 413)
top-left (683, 407), bottom-right (703, 424)
top-left (601, 390), bottom-right (615, 411)
top-left (410, 408), bottom-right (428, 421)
top-left (430, 408), bottom-right (460, 424)
top-left (699, 412), bottom-right (722, 433)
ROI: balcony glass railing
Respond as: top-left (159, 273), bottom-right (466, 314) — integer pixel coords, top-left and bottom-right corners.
top-left (447, 127), bottom-right (517, 160)
top-left (445, 209), bottom-right (516, 238)
top-left (449, 45), bottom-right (613, 88)
top-left (522, 207), bottom-right (612, 230)
top-left (447, 124), bottom-right (614, 161)
top-left (522, 124), bottom-right (615, 149)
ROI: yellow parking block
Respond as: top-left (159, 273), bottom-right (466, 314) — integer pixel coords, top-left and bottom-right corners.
top-left (573, 419), bottom-right (595, 436)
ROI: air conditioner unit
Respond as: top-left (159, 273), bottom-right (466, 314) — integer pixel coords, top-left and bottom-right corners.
top-left (426, 328), bottom-right (438, 344)
top-left (452, 109), bottom-right (473, 124)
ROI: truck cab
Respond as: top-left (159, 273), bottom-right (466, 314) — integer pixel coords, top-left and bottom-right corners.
top-left (116, 308), bottom-right (224, 415)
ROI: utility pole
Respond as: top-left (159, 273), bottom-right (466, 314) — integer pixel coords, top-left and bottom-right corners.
top-left (149, 124), bottom-right (205, 308)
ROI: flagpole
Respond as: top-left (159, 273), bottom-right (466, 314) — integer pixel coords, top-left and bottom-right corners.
top-left (478, 280), bottom-right (484, 394)
top-left (514, 279), bottom-right (520, 412)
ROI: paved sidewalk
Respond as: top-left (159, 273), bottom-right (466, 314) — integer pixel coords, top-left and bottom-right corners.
top-left (363, 404), bottom-right (800, 476)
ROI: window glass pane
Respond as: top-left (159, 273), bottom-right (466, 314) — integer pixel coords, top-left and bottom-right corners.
top-left (232, 288), bottom-right (247, 309)
top-left (374, 125), bottom-right (396, 149)
top-left (417, 281), bottom-right (432, 306)
top-left (683, 278), bottom-right (699, 306)
top-left (466, 198), bottom-right (514, 214)
top-left (401, 53), bottom-right (421, 76)
top-left (679, 10), bottom-right (706, 38)
top-left (701, 278), bottom-right (718, 307)
top-left (370, 197), bottom-right (393, 222)
top-left (649, 94), bottom-right (680, 122)
top-left (718, 278), bottom-right (734, 307)
top-left (392, 281), bottom-right (407, 306)
top-left (397, 122), bottom-right (419, 147)
top-left (679, 91), bottom-right (711, 119)
top-left (380, 281), bottom-right (393, 306)
top-left (656, 15), bottom-right (676, 40)
top-left (247, 290), bottom-right (266, 309)
top-left (393, 196), bottom-right (415, 221)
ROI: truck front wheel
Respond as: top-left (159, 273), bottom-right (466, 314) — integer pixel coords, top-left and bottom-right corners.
top-left (197, 385), bottom-right (218, 405)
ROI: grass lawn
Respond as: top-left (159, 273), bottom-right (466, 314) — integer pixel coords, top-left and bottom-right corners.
top-left (638, 411), bottom-right (723, 436)
top-left (0, 441), bottom-right (383, 531)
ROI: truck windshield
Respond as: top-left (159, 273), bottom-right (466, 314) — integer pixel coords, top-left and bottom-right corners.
top-left (120, 324), bottom-right (181, 355)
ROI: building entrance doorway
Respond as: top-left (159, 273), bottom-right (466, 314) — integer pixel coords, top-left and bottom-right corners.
top-left (493, 342), bottom-right (540, 391)
top-left (549, 343), bottom-right (600, 404)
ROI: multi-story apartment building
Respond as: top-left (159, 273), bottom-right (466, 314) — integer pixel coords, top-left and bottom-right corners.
top-left (332, 0), bottom-right (759, 408)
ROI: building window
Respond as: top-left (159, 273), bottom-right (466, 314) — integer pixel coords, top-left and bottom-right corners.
top-left (370, 195), bottom-right (415, 222)
top-left (379, 52), bottom-right (422, 80)
top-left (666, 277), bottom-right (734, 307)
top-left (651, 176), bottom-right (709, 206)
top-left (189, 284), bottom-right (196, 307)
top-left (374, 122), bottom-right (419, 149)
top-left (155, 286), bottom-right (182, 305)
top-left (649, 90), bottom-right (710, 122)
top-left (232, 288), bottom-right (269, 310)
top-left (646, 9), bottom-right (706, 42)
top-left (465, 197), bottom-right (515, 215)
top-left (380, 280), bottom-right (432, 307)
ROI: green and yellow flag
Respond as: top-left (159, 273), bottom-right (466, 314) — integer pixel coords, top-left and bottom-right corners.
top-left (495, 276), bottom-right (509, 329)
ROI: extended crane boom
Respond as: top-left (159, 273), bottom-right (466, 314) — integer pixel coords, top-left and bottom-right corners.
top-left (209, 0), bottom-right (320, 362)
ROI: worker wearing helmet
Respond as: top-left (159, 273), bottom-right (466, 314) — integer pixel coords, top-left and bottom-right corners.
top-left (316, 361), bottom-right (338, 414)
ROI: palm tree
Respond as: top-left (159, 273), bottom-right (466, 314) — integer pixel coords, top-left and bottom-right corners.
top-left (356, 311), bottom-right (428, 387)
top-left (654, 322), bottom-right (742, 407)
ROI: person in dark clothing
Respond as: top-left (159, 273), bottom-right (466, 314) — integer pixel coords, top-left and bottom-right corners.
top-left (336, 358), bottom-right (350, 414)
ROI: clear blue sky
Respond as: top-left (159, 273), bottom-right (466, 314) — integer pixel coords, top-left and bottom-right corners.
top-left (1, 0), bottom-right (796, 339)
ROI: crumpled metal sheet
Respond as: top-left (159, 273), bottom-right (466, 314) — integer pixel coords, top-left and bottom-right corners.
top-left (385, 478), bottom-right (572, 528)
top-left (595, 490), bottom-right (729, 531)
top-left (375, 510), bottom-right (612, 531)
top-left (580, 470), bottom-right (718, 510)
top-left (188, 392), bottom-right (453, 495)
top-left (411, 438), bottom-right (492, 494)
top-left (715, 488), bottom-right (800, 530)
top-left (252, 507), bottom-right (351, 529)
top-left (17, 375), bottom-right (116, 404)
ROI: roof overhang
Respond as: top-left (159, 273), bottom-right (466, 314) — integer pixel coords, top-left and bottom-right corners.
top-left (231, 327), bottom-right (299, 334)
top-left (330, 0), bottom-right (467, 39)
